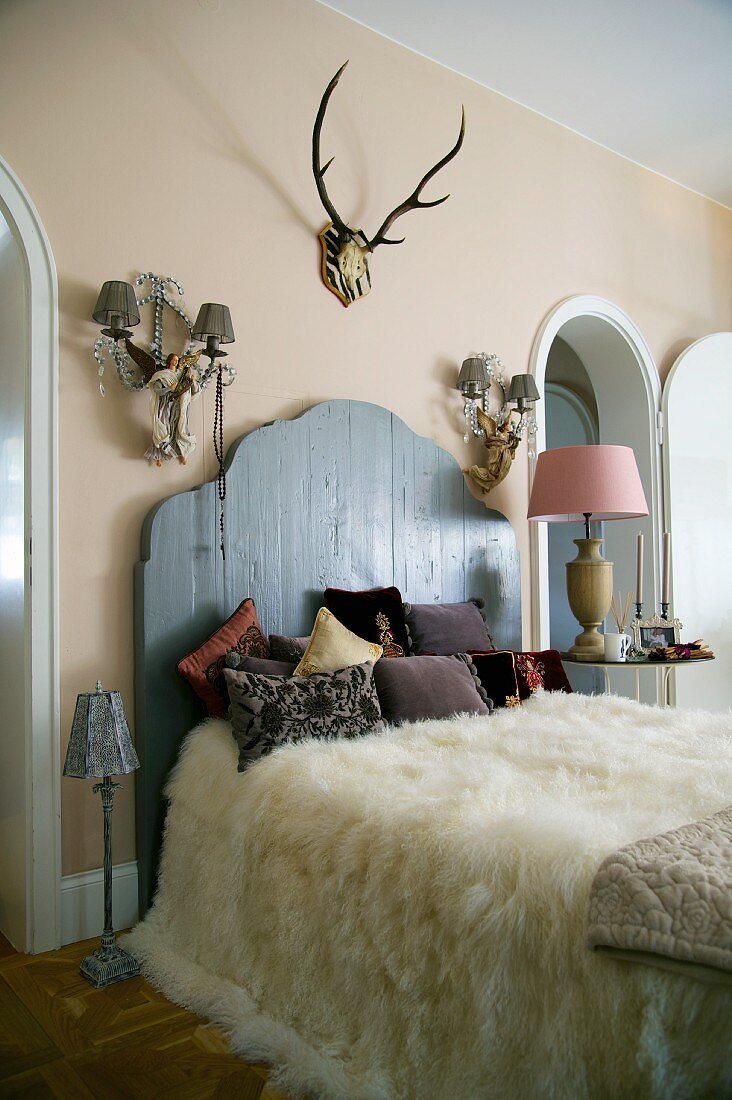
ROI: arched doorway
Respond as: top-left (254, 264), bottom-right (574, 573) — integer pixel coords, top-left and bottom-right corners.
top-left (528, 296), bottom-right (663, 697)
top-left (0, 155), bottom-right (60, 952)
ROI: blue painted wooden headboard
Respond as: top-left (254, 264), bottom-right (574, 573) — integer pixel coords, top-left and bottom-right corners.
top-left (135, 400), bottom-right (521, 913)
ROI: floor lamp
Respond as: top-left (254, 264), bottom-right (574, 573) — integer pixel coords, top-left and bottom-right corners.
top-left (528, 445), bottom-right (648, 661)
top-left (63, 682), bottom-right (141, 987)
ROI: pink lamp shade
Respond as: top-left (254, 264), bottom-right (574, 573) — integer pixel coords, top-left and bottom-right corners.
top-left (527, 445), bottom-right (649, 523)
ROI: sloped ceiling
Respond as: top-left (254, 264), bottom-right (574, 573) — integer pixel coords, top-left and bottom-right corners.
top-left (318, 0), bottom-right (732, 208)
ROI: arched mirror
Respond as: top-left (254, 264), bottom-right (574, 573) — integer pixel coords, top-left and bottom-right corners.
top-left (529, 296), bottom-right (663, 702)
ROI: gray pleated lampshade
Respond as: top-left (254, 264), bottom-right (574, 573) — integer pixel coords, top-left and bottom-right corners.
top-left (63, 682), bottom-right (139, 779)
top-left (192, 303), bottom-right (235, 344)
top-left (92, 281), bottom-right (140, 329)
top-left (507, 373), bottom-right (540, 405)
top-left (456, 356), bottom-right (490, 397)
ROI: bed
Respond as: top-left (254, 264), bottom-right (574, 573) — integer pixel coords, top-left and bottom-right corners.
top-left (130, 400), bottom-right (731, 1099)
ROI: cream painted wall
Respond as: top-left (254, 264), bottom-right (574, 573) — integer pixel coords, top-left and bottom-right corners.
top-left (0, 0), bottom-right (730, 874)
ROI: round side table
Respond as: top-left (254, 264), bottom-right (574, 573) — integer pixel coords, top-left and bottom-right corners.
top-left (560, 655), bottom-right (715, 707)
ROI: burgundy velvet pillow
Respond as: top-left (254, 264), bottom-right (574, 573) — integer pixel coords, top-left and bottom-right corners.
top-left (513, 650), bottom-right (573, 698)
top-left (404, 601), bottom-right (494, 656)
top-left (469, 648), bottom-right (572, 706)
top-left (323, 586), bottom-right (409, 658)
top-left (176, 598), bottom-right (270, 718)
top-left (373, 654), bottom-right (491, 726)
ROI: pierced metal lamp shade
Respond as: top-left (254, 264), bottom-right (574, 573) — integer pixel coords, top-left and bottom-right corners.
top-left (192, 303), bottom-right (235, 343)
top-left (508, 374), bottom-right (540, 406)
top-left (92, 281), bottom-right (140, 329)
top-left (63, 682), bottom-right (139, 779)
top-left (457, 356), bottom-right (490, 398)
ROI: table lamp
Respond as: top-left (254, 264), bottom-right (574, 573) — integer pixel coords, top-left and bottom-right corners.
top-left (527, 445), bottom-right (648, 661)
top-left (63, 682), bottom-right (141, 987)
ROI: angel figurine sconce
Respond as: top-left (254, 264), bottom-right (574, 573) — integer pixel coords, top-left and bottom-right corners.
top-left (91, 275), bottom-right (236, 467)
top-left (456, 354), bottom-right (540, 493)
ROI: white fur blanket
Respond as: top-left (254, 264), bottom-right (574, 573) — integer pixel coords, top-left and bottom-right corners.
top-left (127, 692), bottom-right (732, 1100)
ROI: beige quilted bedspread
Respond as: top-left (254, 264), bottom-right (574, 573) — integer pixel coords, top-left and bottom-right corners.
top-left (588, 804), bottom-right (732, 977)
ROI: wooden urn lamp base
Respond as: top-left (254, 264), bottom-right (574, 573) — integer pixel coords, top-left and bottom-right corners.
top-left (566, 537), bottom-right (614, 661)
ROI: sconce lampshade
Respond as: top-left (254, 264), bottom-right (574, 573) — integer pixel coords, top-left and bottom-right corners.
top-left (63, 682), bottom-right (139, 779)
top-left (192, 303), bottom-right (235, 344)
top-left (92, 281), bottom-right (140, 330)
top-left (457, 356), bottom-right (489, 397)
top-left (527, 445), bottom-right (649, 524)
top-left (508, 374), bottom-right (540, 406)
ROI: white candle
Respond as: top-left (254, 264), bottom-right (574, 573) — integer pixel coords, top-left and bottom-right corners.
top-left (636, 532), bottom-right (643, 606)
top-left (662, 531), bottom-right (671, 605)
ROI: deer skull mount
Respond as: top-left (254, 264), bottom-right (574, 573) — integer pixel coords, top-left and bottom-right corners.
top-left (313, 61), bottom-right (466, 307)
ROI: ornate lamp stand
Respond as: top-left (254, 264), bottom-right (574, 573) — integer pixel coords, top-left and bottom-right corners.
top-left (79, 777), bottom-right (140, 988)
top-left (63, 682), bottom-right (141, 988)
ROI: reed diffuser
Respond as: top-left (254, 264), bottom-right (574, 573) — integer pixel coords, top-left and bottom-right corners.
top-left (610, 591), bottom-right (633, 635)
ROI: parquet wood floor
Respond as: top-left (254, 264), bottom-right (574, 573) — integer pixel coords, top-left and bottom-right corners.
top-left (0, 933), bottom-right (293, 1099)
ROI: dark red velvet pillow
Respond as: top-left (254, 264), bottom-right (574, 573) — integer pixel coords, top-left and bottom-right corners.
top-left (469, 649), bottom-right (572, 707)
top-left (177, 598), bottom-right (270, 717)
top-left (513, 650), bottom-right (573, 698)
top-left (323, 586), bottom-right (409, 658)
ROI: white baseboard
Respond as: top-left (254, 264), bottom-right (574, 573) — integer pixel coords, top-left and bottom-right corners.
top-left (61, 861), bottom-right (139, 946)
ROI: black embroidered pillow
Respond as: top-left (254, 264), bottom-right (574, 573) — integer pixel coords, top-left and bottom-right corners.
top-left (224, 661), bottom-right (384, 772)
top-left (465, 650), bottom-right (522, 708)
top-left (323, 586), bottom-right (410, 657)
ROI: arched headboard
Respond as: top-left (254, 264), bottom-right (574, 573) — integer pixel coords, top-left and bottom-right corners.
top-left (135, 400), bottom-right (521, 912)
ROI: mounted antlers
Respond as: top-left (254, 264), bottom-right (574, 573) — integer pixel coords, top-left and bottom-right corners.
top-left (312, 60), bottom-right (466, 306)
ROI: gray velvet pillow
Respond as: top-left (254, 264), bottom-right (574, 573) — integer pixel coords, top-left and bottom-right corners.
top-left (373, 654), bottom-right (492, 726)
top-left (268, 635), bottom-right (310, 662)
top-left (230, 655), bottom-right (297, 677)
top-left (224, 661), bottom-right (384, 772)
top-left (403, 601), bottom-right (494, 655)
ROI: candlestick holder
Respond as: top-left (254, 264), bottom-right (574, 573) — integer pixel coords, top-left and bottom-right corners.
top-left (661, 602), bottom-right (669, 621)
top-left (635, 601), bottom-right (643, 620)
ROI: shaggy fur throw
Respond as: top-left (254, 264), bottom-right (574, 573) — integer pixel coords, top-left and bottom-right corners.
top-left (127, 691), bottom-right (732, 1099)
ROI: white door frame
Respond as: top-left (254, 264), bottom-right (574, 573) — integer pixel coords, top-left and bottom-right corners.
top-left (0, 155), bottom-right (61, 951)
top-left (527, 295), bottom-right (663, 651)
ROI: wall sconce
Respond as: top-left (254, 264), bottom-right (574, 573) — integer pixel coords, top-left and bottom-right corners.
top-left (457, 352), bottom-right (540, 493)
top-left (90, 273), bottom-right (237, 471)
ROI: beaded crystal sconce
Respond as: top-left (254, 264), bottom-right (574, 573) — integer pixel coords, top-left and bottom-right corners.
top-left (91, 273), bottom-right (236, 467)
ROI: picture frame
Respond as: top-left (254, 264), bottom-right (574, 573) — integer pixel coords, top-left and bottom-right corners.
top-left (632, 613), bottom-right (682, 652)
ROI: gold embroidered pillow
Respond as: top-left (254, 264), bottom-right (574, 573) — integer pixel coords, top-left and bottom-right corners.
top-left (295, 608), bottom-right (382, 676)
